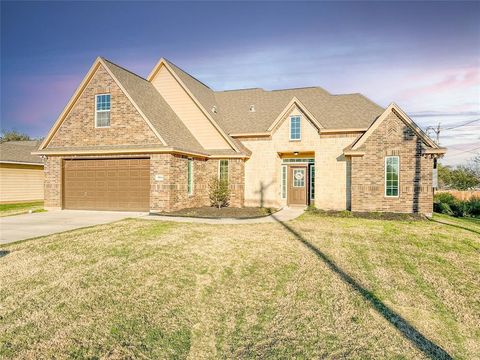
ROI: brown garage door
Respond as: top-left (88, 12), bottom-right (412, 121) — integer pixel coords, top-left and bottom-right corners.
top-left (63, 158), bottom-right (150, 211)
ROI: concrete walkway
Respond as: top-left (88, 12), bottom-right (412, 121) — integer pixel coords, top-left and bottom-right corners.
top-left (0, 207), bottom-right (305, 245)
top-left (144, 206), bottom-right (305, 224)
top-left (0, 210), bottom-right (145, 245)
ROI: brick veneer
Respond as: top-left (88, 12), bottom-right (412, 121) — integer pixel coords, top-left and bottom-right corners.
top-left (48, 64), bottom-right (161, 148)
top-left (150, 154), bottom-right (244, 212)
top-left (44, 154), bottom-right (244, 212)
top-left (350, 111), bottom-right (434, 215)
top-left (44, 157), bottom-right (62, 210)
top-left (41, 63), bottom-right (245, 212)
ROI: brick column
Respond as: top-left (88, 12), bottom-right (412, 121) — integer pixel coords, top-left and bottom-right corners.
top-left (44, 156), bottom-right (62, 210)
top-left (228, 159), bottom-right (245, 207)
top-left (150, 154), bottom-right (173, 212)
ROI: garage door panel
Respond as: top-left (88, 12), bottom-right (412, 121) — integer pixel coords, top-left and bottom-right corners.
top-left (63, 158), bottom-right (150, 211)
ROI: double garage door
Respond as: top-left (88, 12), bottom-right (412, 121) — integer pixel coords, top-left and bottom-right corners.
top-left (63, 158), bottom-right (150, 211)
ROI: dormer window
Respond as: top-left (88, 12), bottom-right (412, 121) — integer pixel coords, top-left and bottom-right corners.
top-left (95, 94), bottom-right (111, 128)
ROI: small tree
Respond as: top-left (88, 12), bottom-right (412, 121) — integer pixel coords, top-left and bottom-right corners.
top-left (0, 130), bottom-right (31, 143)
top-left (209, 177), bottom-right (230, 209)
top-left (468, 154), bottom-right (480, 181)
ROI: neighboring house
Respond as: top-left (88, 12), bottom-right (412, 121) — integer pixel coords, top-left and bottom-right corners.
top-left (0, 140), bottom-right (44, 203)
top-left (34, 57), bottom-right (446, 215)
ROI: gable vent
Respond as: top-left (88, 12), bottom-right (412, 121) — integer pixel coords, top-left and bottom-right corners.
top-left (211, 105), bottom-right (217, 113)
top-left (249, 105), bottom-right (255, 112)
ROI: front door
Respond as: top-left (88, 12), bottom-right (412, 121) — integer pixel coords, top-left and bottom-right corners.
top-left (288, 165), bottom-right (307, 205)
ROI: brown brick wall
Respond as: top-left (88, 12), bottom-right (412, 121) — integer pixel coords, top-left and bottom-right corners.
top-left (44, 157), bottom-right (62, 210)
top-left (150, 154), bottom-right (244, 212)
top-left (44, 154), bottom-right (244, 212)
top-left (48, 64), bottom-right (161, 148)
top-left (350, 111), bottom-right (434, 215)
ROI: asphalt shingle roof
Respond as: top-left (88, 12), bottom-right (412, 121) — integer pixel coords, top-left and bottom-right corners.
top-left (163, 60), bottom-right (384, 134)
top-left (87, 58), bottom-right (386, 157)
top-left (102, 59), bottom-right (206, 154)
top-left (0, 140), bottom-right (43, 165)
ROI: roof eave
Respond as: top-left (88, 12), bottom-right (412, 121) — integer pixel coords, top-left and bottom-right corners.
top-left (0, 160), bottom-right (44, 166)
top-left (32, 147), bottom-right (250, 159)
top-left (343, 151), bottom-right (366, 157)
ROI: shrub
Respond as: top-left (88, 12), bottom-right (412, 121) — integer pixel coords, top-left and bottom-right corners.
top-left (434, 193), bottom-right (480, 218)
top-left (466, 197), bottom-right (480, 217)
top-left (434, 202), bottom-right (453, 216)
top-left (450, 200), bottom-right (467, 217)
top-left (209, 177), bottom-right (230, 209)
top-left (434, 192), bottom-right (456, 206)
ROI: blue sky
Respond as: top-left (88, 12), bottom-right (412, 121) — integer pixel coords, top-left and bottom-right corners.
top-left (1, 1), bottom-right (479, 166)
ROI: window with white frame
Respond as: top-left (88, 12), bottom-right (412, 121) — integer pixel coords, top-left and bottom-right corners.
top-left (385, 156), bottom-right (399, 197)
top-left (219, 160), bottom-right (229, 182)
top-left (281, 165), bottom-right (287, 199)
top-left (95, 94), bottom-right (111, 127)
top-left (187, 159), bottom-right (194, 195)
top-left (290, 116), bottom-right (301, 140)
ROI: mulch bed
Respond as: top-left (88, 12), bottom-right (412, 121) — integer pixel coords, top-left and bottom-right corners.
top-left (154, 206), bottom-right (278, 219)
top-left (306, 207), bottom-right (426, 221)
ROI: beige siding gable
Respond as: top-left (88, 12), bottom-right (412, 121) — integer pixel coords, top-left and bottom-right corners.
top-left (47, 64), bottom-right (162, 148)
top-left (242, 106), bottom-right (354, 210)
top-left (150, 65), bottom-right (231, 150)
top-left (271, 106), bottom-right (320, 148)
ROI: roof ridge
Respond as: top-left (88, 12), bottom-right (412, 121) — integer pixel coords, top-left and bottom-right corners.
top-left (331, 92), bottom-right (362, 96)
top-left (271, 86), bottom-right (328, 92)
top-left (163, 58), bottom-right (213, 90)
top-left (216, 87), bottom-right (264, 93)
top-left (101, 57), bottom-right (148, 82)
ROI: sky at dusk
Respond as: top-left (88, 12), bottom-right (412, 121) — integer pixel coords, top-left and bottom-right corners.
top-left (1, 1), bottom-right (479, 166)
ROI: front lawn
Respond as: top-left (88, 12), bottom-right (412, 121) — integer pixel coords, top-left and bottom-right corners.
top-left (0, 213), bottom-right (478, 358)
top-left (0, 201), bottom-right (44, 217)
top-left (432, 213), bottom-right (480, 234)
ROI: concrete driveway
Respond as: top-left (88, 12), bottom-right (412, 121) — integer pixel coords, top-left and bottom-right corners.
top-left (0, 210), bottom-right (146, 244)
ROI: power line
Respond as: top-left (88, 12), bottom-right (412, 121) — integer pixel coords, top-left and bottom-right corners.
top-left (445, 145), bottom-right (480, 157)
top-left (444, 119), bottom-right (480, 130)
top-left (424, 119), bottom-right (480, 146)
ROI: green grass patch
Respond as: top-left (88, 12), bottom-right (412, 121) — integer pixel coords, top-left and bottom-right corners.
top-left (0, 201), bottom-right (44, 217)
top-left (0, 216), bottom-right (478, 358)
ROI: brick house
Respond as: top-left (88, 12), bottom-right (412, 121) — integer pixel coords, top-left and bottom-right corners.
top-left (34, 57), bottom-right (446, 215)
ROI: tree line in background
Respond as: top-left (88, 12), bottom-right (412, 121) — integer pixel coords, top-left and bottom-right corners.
top-left (0, 130), bottom-right (33, 143)
top-left (438, 154), bottom-right (480, 190)
top-left (435, 154), bottom-right (479, 218)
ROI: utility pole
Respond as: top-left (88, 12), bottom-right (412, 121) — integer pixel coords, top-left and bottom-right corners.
top-left (426, 123), bottom-right (441, 145)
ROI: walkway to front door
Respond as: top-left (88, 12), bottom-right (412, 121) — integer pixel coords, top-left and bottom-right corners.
top-left (288, 165), bottom-right (307, 205)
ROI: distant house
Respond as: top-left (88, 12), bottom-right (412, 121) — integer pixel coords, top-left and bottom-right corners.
top-left (34, 57), bottom-right (446, 215)
top-left (0, 140), bottom-right (44, 203)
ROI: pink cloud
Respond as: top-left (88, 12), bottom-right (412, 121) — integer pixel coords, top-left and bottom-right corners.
top-left (9, 74), bottom-right (81, 126)
top-left (399, 66), bottom-right (480, 99)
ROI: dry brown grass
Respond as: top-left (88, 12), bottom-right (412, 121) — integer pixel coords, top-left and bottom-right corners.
top-left (0, 213), bottom-right (479, 359)
top-left (437, 190), bottom-right (480, 201)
